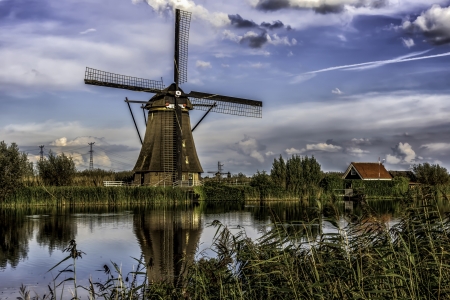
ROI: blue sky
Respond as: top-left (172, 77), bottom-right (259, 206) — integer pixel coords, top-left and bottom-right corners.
top-left (1, 0), bottom-right (450, 174)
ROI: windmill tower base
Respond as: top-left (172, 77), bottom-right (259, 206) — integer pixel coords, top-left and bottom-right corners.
top-left (133, 171), bottom-right (202, 187)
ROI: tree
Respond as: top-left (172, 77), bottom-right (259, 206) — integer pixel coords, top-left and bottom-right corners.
top-left (412, 163), bottom-right (449, 186)
top-left (0, 141), bottom-right (30, 202)
top-left (270, 155), bottom-right (286, 189)
top-left (250, 170), bottom-right (278, 200)
top-left (37, 151), bottom-right (76, 186)
top-left (286, 155), bottom-right (302, 194)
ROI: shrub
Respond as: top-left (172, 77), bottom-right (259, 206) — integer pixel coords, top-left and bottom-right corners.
top-left (413, 162), bottom-right (449, 186)
top-left (0, 141), bottom-right (31, 202)
top-left (37, 151), bottom-right (76, 186)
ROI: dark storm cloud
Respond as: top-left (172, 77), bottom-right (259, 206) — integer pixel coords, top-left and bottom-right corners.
top-left (261, 20), bottom-right (285, 30)
top-left (314, 4), bottom-right (345, 14)
top-left (228, 14), bottom-right (290, 31)
top-left (228, 14), bottom-right (258, 28)
top-left (254, 0), bottom-right (387, 14)
top-left (241, 31), bottom-right (268, 48)
top-left (256, 0), bottom-right (290, 11)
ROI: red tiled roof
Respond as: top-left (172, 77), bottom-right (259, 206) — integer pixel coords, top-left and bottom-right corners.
top-left (351, 162), bottom-right (392, 179)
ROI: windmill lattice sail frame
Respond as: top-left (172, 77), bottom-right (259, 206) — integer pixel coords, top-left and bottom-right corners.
top-left (175, 10), bottom-right (191, 85)
top-left (85, 67), bottom-right (164, 93)
top-left (191, 97), bottom-right (261, 118)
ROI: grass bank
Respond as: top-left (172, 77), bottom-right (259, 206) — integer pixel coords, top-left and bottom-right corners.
top-left (2, 186), bottom-right (194, 207)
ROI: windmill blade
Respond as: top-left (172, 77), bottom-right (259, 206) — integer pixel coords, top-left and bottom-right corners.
top-left (187, 91), bottom-right (262, 118)
top-left (174, 9), bottom-right (191, 85)
top-left (84, 67), bottom-right (164, 94)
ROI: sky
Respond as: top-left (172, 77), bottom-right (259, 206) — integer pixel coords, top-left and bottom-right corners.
top-left (1, 0), bottom-right (450, 175)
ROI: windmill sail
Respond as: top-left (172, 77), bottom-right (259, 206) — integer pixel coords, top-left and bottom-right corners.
top-left (188, 91), bottom-right (262, 118)
top-left (174, 10), bottom-right (191, 85)
top-left (84, 67), bottom-right (164, 93)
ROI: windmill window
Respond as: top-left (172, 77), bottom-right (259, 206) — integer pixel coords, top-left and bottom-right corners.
top-left (182, 140), bottom-right (186, 147)
top-left (351, 169), bottom-right (356, 176)
top-left (185, 156), bottom-right (189, 164)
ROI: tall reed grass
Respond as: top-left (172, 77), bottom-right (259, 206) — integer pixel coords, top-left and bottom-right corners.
top-left (18, 187), bottom-right (450, 299)
top-left (2, 186), bottom-right (193, 207)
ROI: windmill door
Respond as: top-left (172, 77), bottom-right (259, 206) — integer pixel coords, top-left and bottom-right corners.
top-left (188, 173), bottom-right (193, 186)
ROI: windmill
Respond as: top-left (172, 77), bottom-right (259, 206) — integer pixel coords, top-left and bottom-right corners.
top-left (207, 161), bottom-right (230, 181)
top-left (84, 9), bottom-right (262, 187)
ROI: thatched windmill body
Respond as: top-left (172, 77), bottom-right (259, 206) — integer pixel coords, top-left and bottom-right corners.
top-left (84, 9), bottom-right (262, 186)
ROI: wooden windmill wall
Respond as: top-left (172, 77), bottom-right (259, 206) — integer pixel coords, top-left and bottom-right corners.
top-left (133, 87), bottom-right (203, 186)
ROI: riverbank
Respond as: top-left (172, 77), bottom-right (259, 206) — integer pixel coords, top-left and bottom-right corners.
top-left (2, 184), bottom-right (449, 207)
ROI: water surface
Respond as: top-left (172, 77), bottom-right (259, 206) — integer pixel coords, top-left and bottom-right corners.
top-left (0, 199), bottom-right (422, 298)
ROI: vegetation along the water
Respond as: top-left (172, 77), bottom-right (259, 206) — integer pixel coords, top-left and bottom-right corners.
top-left (1, 141), bottom-right (450, 206)
top-left (15, 188), bottom-right (450, 299)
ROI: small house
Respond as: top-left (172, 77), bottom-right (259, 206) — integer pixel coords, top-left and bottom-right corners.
top-left (342, 162), bottom-right (392, 180)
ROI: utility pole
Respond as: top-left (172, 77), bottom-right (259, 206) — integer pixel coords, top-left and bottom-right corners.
top-left (39, 145), bottom-right (44, 161)
top-left (88, 142), bottom-right (95, 170)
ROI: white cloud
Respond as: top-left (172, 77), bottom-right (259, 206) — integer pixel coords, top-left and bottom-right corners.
top-left (223, 29), bottom-right (242, 43)
top-left (50, 136), bottom-right (106, 147)
top-left (397, 142), bottom-right (416, 163)
top-left (346, 147), bottom-right (369, 157)
top-left (221, 64), bottom-right (230, 68)
top-left (196, 60), bottom-right (212, 69)
top-left (135, 0), bottom-right (230, 27)
top-left (80, 28), bottom-right (96, 35)
top-left (288, 51), bottom-right (293, 57)
top-left (267, 33), bottom-right (294, 46)
top-left (386, 154), bottom-right (401, 164)
top-left (285, 147), bottom-right (301, 155)
top-left (265, 151), bottom-right (275, 156)
top-left (351, 138), bottom-right (371, 145)
top-left (337, 34), bottom-right (347, 42)
top-left (386, 142), bottom-right (416, 164)
top-left (403, 4), bottom-right (450, 45)
top-left (332, 88), bottom-right (343, 94)
top-left (234, 135), bottom-right (266, 163)
top-left (300, 143), bottom-right (342, 153)
top-left (401, 37), bottom-right (415, 48)
top-left (420, 143), bottom-right (450, 152)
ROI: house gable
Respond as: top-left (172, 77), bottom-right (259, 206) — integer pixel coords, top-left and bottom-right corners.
top-left (342, 162), bottom-right (392, 180)
top-left (342, 165), bottom-right (363, 179)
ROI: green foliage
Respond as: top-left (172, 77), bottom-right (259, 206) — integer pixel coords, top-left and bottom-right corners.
top-left (37, 151), bottom-right (77, 186)
top-left (413, 162), bottom-right (450, 186)
top-left (275, 155), bottom-right (323, 197)
top-left (346, 179), bottom-right (409, 197)
top-left (202, 181), bottom-right (249, 201)
top-left (270, 155), bottom-right (286, 189)
top-left (0, 141), bottom-right (30, 202)
top-left (319, 172), bottom-right (344, 193)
